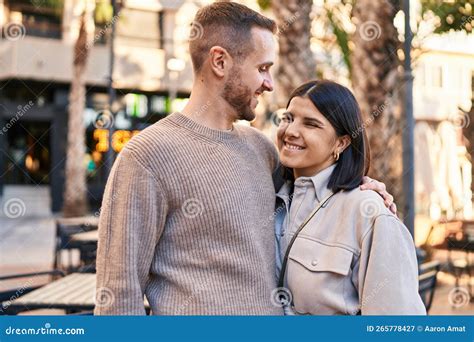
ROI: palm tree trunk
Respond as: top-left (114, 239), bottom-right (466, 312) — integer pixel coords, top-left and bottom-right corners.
top-left (271, 0), bottom-right (315, 107)
top-left (63, 10), bottom-right (92, 217)
top-left (350, 0), bottom-right (405, 212)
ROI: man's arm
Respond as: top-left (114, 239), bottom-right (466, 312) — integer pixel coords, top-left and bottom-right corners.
top-left (94, 148), bottom-right (167, 315)
top-left (360, 176), bottom-right (397, 215)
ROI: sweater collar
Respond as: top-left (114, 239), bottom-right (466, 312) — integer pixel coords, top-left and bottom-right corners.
top-left (168, 112), bottom-right (241, 141)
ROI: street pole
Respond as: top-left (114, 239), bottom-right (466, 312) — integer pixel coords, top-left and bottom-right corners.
top-left (402, 0), bottom-right (415, 238)
top-left (104, 0), bottom-right (117, 180)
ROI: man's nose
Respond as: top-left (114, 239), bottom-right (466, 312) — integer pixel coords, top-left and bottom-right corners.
top-left (263, 75), bottom-right (274, 92)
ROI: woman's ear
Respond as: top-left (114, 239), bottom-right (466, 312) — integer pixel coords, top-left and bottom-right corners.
top-left (336, 135), bottom-right (351, 154)
top-left (209, 46), bottom-right (231, 78)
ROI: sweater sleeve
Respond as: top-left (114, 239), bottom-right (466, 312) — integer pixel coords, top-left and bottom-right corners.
top-left (94, 148), bottom-right (167, 315)
top-left (357, 214), bottom-right (426, 315)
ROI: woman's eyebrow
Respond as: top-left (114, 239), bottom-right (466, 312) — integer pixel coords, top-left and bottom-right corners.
top-left (303, 116), bottom-right (324, 125)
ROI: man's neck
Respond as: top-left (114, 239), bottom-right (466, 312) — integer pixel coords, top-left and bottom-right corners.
top-left (181, 86), bottom-right (236, 131)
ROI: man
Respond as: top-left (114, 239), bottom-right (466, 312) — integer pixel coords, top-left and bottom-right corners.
top-left (95, 1), bottom-right (394, 315)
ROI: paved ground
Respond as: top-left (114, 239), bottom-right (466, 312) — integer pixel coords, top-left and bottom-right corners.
top-left (1, 186), bottom-right (472, 315)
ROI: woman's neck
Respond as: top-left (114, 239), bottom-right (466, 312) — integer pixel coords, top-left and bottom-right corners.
top-left (293, 161), bottom-right (336, 179)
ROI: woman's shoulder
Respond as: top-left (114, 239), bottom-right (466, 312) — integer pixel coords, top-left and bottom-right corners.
top-left (332, 187), bottom-right (407, 249)
top-left (336, 187), bottom-right (394, 219)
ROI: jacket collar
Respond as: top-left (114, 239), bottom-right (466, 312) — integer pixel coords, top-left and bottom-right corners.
top-left (294, 164), bottom-right (337, 203)
top-left (276, 180), bottom-right (292, 208)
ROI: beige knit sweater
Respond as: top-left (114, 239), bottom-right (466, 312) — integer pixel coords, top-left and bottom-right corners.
top-left (94, 113), bottom-right (283, 315)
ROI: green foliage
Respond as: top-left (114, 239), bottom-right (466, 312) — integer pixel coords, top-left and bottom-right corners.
top-left (95, 0), bottom-right (114, 25)
top-left (421, 0), bottom-right (473, 33)
top-left (29, 0), bottom-right (64, 17)
top-left (31, 0), bottom-right (64, 8)
top-left (326, 8), bottom-right (352, 74)
top-left (257, 0), bottom-right (272, 11)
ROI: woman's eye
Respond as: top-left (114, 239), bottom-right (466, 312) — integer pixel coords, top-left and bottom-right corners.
top-left (259, 66), bottom-right (268, 72)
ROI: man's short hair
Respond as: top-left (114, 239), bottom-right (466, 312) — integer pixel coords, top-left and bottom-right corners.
top-left (189, 1), bottom-right (276, 73)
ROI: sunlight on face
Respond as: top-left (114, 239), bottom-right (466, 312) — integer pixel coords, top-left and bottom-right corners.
top-left (277, 97), bottom-right (341, 178)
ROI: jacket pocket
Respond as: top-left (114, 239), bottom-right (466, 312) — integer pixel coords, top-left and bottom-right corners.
top-left (286, 237), bottom-right (354, 315)
top-left (288, 237), bottom-right (353, 276)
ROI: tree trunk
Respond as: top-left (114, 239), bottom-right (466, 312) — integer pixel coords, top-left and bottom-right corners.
top-left (350, 0), bottom-right (405, 213)
top-left (63, 11), bottom-right (92, 217)
top-left (271, 0), bottom-right (315, 107)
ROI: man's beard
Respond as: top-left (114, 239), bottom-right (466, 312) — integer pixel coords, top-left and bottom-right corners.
top-left (222, 67), bottom-right (256, 121)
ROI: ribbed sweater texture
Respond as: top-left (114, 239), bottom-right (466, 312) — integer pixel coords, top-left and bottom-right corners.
top-left (94, 112), bottom-right (283, 315)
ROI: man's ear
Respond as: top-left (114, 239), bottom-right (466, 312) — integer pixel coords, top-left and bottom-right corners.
top-left (209, 46), bottom-right (231, 78)
top-left (336, 135), bottom-right (351, 153)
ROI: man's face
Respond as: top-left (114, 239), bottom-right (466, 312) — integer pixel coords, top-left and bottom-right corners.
top-left (222, 27), bottom-right (275, 121)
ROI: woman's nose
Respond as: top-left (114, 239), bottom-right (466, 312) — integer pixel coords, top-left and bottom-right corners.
top-left (284, 120), bottom-right (300, 138)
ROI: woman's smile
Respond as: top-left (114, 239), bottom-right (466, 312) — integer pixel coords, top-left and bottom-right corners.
top-left (283, 141), bottom-right (306, 151)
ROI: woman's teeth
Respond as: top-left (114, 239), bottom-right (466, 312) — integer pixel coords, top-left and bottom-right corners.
top-left (285, 143), bottom-right (304, 150)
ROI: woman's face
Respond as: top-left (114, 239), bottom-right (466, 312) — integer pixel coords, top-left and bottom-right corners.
top-left (277, 96), bottom-right (349, 179)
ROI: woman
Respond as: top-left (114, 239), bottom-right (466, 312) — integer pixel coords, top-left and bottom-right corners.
top-left (275, 80), bottom-right (426, 315)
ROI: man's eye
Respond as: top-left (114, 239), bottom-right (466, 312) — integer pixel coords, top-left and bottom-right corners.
top-left (259, 66), bottom-right (268, 72)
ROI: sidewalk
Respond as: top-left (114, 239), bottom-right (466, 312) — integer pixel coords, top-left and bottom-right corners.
top-left (0, 185), bottom-right (56, 292)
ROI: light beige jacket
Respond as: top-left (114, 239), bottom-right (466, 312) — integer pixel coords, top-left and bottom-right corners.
top-left (275, 164), bottom-right (426, 315)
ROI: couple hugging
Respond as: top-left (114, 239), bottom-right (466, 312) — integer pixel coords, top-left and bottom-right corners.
top-left (94, 2), bottom-right (425, 316)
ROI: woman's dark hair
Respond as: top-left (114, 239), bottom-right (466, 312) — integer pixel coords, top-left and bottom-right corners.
top-left (283, 80), bottom-right (370, 192)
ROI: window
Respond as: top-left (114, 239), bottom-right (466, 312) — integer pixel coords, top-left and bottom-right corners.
top-left (431, 65), bottom-right (443, 88)
top-left (116, 7), bottom-right (162, 49)
top-left (6, 0), bottom-right (63, 39)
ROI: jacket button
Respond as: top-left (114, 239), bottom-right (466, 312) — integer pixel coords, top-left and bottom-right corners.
top-left (311, 260), bottom-right (318, 266)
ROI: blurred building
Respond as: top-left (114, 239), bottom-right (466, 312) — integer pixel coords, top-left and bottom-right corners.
top-left (0, 0), bottom-right (211, 211)
top-left (413, 31), bottom-right (474, 222)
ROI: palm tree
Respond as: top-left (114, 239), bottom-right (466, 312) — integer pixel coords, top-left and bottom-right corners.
top-left (350, 0), bottom-right (405, 211)
top-left (63, 9), bottom-right (93, 217)
top-left (271, 0), bottom-right (315, 106)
